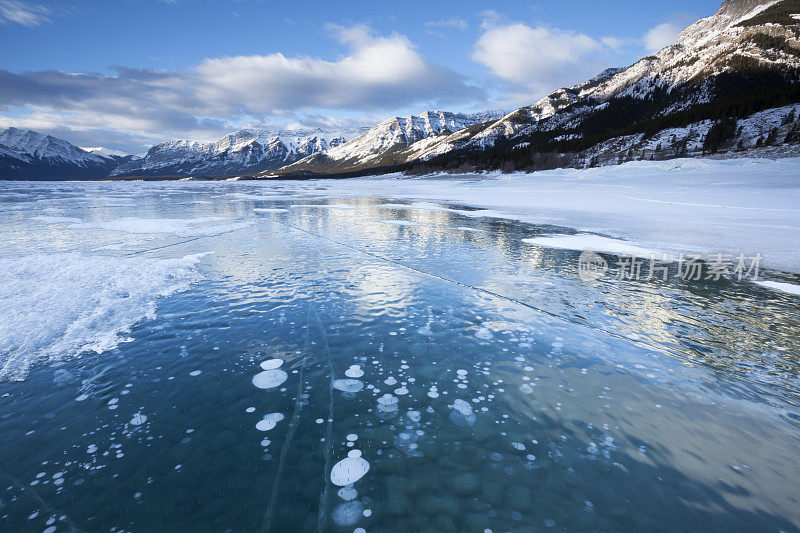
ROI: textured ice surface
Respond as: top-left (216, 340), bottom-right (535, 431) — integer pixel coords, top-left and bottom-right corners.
top-left (0, 253), bottom-right (203, 382)
top-left (0, 173), bottom-right (798, 532)
top-left (32, 216), bottom-right (82, 224)
top-left (72, 217), bottom-right (252, 237)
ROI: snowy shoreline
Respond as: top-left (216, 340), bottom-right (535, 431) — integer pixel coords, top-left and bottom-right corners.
top-left (302, 157), bottom-right (800, 276)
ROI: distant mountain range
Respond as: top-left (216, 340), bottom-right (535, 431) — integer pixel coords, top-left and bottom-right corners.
top-left (2, 0), bottom-right (799, 181)
top-left (109, 127), bottom-right (371, 178)
top-left (0, 128), bottom-right (132, 180)
top-left (0, 112), bottom-right (502, 180)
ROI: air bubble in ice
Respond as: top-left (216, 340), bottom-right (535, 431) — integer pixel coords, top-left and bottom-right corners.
top-left (449, 399), bottom-right (476, 427)
top-left (330, 451), bottom-right (370, 486)
top-left (260, 359), bottom-right (283, 370)
top-left (130, 413), bottom-right (148, 426)
top-left (337, 486), bottom-right (358, 501)
top-left (333, 379), bottom-right (364, 393)
top-left (345, 365), bottom-right (364, 378)
top-left (252, 369), bottom-right (288, 389)
top-left (256, 413), bottom-right (285, 432)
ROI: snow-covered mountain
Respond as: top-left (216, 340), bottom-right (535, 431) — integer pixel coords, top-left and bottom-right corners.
top-left (111, 127), bottom-right (369, 178)
top-left (0, 128), bottom-right (127, 180)
top-left (397, 0), bottom-right (800, 166)
top-left (263, 110), bottom-right (505, 176)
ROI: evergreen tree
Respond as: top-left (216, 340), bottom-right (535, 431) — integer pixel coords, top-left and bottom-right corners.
top-left (703, 116), bottom-right (738, 153)
top-left (765, 127), bottom-right (779, 145)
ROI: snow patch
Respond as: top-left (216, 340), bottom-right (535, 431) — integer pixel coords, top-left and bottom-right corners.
top-left (756, 281), bottom-right (800, 296)
top-left (523, 234), bottom-right (665, 258)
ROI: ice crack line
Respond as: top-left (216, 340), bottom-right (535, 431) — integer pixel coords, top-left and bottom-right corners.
top-left (122, 224), bottom-right (252, 257)
top-left (314, 306), bottom-right (335, 533)
top-left (262, 305), bottom-right (311, 533)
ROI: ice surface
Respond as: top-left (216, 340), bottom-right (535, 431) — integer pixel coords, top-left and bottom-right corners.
top-left (33, 216), bottom-right (82, 224)
top-left (0, 174), bottom-right (798, 531)
top-left (72, 217), bottom-right (252, 237)
top-left (0, 253), bottom-right (204, 382)
top-left (380, 220), bottom-right (420, 227)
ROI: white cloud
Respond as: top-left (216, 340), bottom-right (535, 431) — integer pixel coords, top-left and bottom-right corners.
top-left (0, 25), bottom-right (481, 152)
top-left (471, 19), bottom-right (630, 107)
top-left (601, 36), bottom-right (625, 50)
top-left (425, 17), bottom-right (468, 31)
top-left (473, 23), bottom-right (602, 85)
top-left (478, 10), bottom-right (502, 30)
top-left (0, 0), bottom-right (50, 26)
top-left (195, 24), bottom-right (477, 114)
top-left (642, 14), bottom-right (697, 54)
top-left (643, 22), bottom-right (683, 54)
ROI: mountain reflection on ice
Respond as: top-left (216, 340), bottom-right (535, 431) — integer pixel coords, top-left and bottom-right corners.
top-left (0, 180), bottom-right (798, 532)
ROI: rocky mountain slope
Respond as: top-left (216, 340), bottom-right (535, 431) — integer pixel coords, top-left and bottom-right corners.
top-left (0, 128), bottom-right (128, 180)
top-left (111, 127), bottom-right (369, 178)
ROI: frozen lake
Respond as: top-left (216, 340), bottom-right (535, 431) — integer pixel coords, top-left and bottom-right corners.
top-left (0, 168), bottom-right (799, 532)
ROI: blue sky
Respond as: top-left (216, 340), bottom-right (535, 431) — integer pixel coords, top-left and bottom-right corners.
top-left (0, 0), bottom-right (723, 153)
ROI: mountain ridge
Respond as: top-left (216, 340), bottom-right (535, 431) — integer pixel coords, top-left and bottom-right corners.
top-left (109, 126), bottom-right (371, 178)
